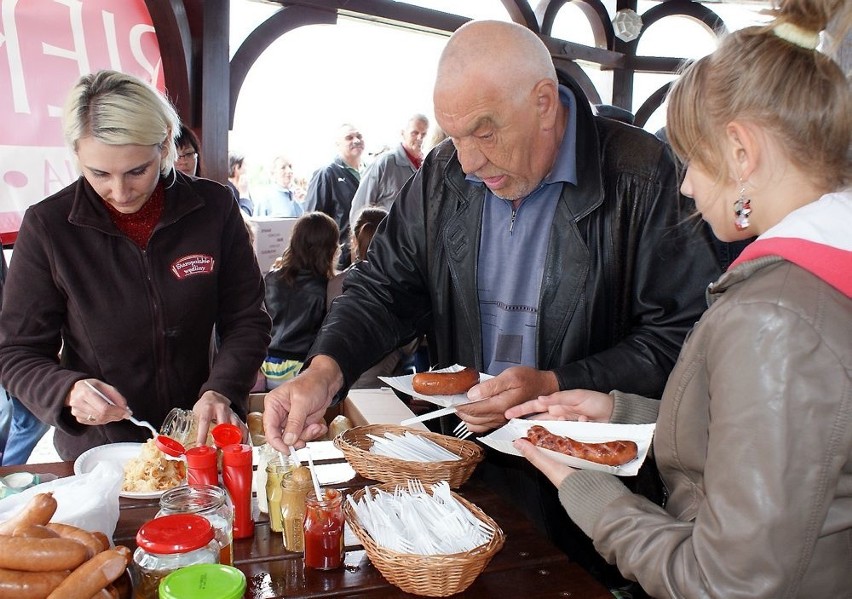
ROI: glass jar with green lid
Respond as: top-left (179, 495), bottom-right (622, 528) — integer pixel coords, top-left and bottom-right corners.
top-left (131, 514), bottom-right (220, 599)
top-left (158, 564), bottom-right (246, 599)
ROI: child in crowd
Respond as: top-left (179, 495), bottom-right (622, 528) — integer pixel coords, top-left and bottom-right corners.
top-left (262, 212), bottom-right (339, 389)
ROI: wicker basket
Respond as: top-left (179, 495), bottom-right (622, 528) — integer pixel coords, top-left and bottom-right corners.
top-left (344, 482), bottom-right (506, 597)
top-left (333, 424), bottom-right (484, 488)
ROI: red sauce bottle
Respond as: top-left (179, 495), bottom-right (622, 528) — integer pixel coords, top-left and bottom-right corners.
top-left (185, 445), bottom-right (219, 487)
top-left (221, 444), bottom-right (254, 539)
top-left (303, 487), bottom-right (344, 570)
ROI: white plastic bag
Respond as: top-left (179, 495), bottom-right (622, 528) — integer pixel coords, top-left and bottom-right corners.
top-left (0, 461), bottom-right (123, 540)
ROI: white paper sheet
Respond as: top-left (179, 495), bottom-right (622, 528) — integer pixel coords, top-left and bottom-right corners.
top-left (480, 419), bottom-right (656, 477)
top-left (378, 364), bottom-right (493, 408)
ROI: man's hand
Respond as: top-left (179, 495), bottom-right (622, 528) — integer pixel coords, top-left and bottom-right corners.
top-left (456, 366), bottom-right (558, 433)
top-left (263, 356), bottom-right (344, 452)
top-left (513, 438), bottom-right (576, 488)
top-left (192, 390), bottom-right (245, 447)
top-left (504, 389), bottom-right (614, 423)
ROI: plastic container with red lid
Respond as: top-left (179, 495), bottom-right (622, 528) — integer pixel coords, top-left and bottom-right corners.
top-left (211, 423), bottom-right (243, 448)
top-left (131, 514), bottom-right (220, 599)
top-left (221, 444), bottom-right (254, 539)
top-left (185, 445), bottom-right (218, 487)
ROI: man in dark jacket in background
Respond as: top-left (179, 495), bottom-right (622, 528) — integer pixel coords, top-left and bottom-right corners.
top-left (264, 20), bottom-right (720, 591)
top-left (303, 123), bottom-right (364, 269)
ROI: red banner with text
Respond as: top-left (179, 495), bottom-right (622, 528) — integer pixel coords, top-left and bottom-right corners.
top-left (0, 0), bottom-right (162, 244)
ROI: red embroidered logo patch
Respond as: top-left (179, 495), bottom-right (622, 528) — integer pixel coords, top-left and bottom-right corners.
top-left (171, 254), bottom-right (215, 279)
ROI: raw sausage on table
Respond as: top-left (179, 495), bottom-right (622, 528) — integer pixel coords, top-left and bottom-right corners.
top-left (412, 367), bottom-right (480, 396)
top-left (0, 535), bottom-right (91, 571)
top-left (0, 568), bottom-right (68, 598)
top-left (524, 425), bottom-right (638, 466)
top-left (47, 522), bottom-right (107, 555)
top-left (0, 493), bottom-right (57, 535)
top-left (46, 546), bottom-right (131, 599)
top-left (12, 524), bottom-right (60, 539)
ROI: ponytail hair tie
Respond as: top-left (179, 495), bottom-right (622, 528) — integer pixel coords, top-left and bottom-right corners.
top-left (772, 22), bottom-right (820, 50)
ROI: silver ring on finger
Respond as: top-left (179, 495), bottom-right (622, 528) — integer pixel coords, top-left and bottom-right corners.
top-left (86, 414), bottom-right (96, 422)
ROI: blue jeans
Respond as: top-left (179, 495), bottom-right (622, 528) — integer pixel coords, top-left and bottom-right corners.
top-left (0, 388), bottom-right (11, 462)
top-left (1, 396), bottom-right (49, 466)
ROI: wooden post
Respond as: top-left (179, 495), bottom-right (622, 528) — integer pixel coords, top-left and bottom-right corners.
top-left (201, 0), bottom-right (231, 185)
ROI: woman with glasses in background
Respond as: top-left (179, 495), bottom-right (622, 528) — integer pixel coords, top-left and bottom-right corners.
top-left (174, 124), bottom-right (201, 177)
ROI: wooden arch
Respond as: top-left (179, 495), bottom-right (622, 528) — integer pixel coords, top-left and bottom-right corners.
top-left (538, 0), bottom-right (614, 50)
top-left (229, 6), bottom-right (337, 129)
top-left (629, 1), bottom-right (726, 127)
top-left (143, 0), bottom-right (738, 183)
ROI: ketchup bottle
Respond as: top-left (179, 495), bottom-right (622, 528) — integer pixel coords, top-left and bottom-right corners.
top-left (185, 445), bottom-right (219, 487)
top-left (221, 444), bottom-right (254, 539)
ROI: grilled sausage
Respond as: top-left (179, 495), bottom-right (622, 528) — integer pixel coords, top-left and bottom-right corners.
top-left (412, 367), bottom-right (480, 396)
top-left (524, 425), bottom-right (638, 466)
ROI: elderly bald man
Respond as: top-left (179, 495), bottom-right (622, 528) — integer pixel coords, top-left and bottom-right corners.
top-left (264, 20), bottom-right (718, 589)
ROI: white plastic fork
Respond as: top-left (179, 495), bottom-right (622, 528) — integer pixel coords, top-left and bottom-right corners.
top-left (407, 478), bottom-right (426, 497)
top-left (452, 420), bottom-right (474, 440)
top-left (83, 380), bottom-right (158, 438)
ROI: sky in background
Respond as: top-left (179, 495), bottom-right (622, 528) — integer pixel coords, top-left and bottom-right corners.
top-left (229, 0), bottom-right (768, 185)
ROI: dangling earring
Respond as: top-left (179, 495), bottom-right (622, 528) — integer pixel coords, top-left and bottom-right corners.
top-left (734, 181), bottom-right (751, 231)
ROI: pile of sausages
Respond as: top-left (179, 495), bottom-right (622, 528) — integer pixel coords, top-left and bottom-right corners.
top-left (0, 493), bottom-right (131, 599)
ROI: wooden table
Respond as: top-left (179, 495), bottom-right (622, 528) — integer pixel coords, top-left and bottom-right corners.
top-left (0, 457), bottom-right (611, 598)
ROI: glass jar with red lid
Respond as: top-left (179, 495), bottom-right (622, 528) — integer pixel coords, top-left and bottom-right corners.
top-left (303, 488), bottom-right (344, 570)
top-left (158, 485), bottom-right (234, 565)
top-left (131, 513), bottom-right (220, 599)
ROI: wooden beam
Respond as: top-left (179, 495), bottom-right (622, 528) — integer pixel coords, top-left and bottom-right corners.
top-left (627, 55), bottom-right (690, 73)
top-left (538, 0), bottom-right (614, 51)
top-left (544, 37), bottom-right (624, 69)
top-left (201, 0), bottom-right (230, 184)
top-left (553, 58), bottom-right (602, 104)
top-left (144, 0), bottom-right (192, 122)
top-left (640, 0), bottom-right (726, 36)
top-left (499, 0), bottom-right (540, 32)
top-left (276, 0), bottom-right (468, 34)
top-left (633, 82), bottom-right (671, 128)
top-left (229, 6), bottom-right (337, 129)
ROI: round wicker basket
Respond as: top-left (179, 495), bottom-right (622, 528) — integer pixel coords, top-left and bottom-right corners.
top-left (333, 424), bottom-right (484, 488)
top-left (344, 482), bottom-right (506, 597)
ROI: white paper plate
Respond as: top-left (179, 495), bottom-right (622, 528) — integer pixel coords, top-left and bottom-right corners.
top-left (480, 419), bottom-right (656, 477)
top-left (379, 364), bottom-right (493, 408)
top-left (74, 442), bottom-right (178, 499)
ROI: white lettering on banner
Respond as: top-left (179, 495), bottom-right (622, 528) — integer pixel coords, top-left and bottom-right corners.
top-left (42, 1), bottom-right (92, 84)
top-left (0, 0), bottom-right (162, 240)
top-left (102, 8), bottom-right (121, 71)
top-left (44, 155), bottom-right (76, 194)
top-left (0, 146), bottom-right (76, 237)
top-left (130, 24), bottom-right (160, 83)
top-left (2, 0), bottom-right (30, 113)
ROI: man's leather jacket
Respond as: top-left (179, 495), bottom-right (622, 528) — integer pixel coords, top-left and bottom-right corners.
top-left (310, 75), bottom-right (720, 399)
